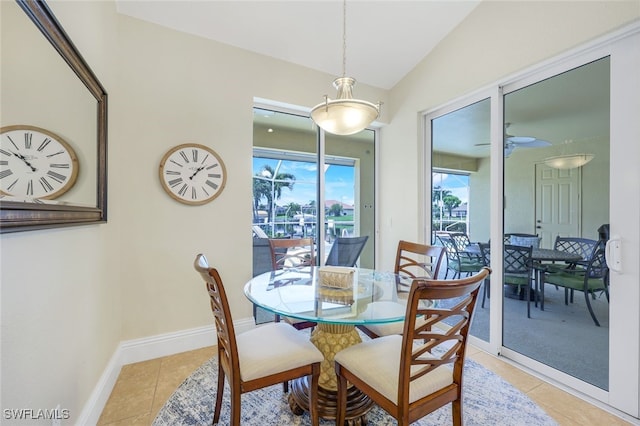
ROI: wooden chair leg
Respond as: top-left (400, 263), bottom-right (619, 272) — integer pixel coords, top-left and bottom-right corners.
top-left (213, 362), bottom-right (225, 425)
top-left (335, 367), bottom-right (348, 426)
top-left (452, 399), bottom-right (463, 426)
top-left (309, 365), bottom-right (320, 426)
top-left (230, 385), bottom-right (241, 426)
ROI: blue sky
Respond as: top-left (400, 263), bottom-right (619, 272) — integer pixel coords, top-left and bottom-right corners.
top-left (433, 172), bottom-right (469, 204)
top-left (253, 158), bottom-right (355, 207)
top-left (252, 158), bottom-right (469, 208)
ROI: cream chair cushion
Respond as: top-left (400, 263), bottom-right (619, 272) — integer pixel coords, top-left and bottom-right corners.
top-left (360, 300), bottom-right (432, 337)
top-left (334, 334), bottom-right (453, 404)
top-left (237, 322), bottom-right (323, 381)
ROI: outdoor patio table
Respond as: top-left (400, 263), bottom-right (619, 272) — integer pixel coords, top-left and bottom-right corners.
top-left (244, 266), bottom-right (416, 423)
top-left (464, 243), bottom-right (582, 303)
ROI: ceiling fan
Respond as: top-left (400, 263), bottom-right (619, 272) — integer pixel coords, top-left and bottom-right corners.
top-left (475, 123), bottom-right (551, 157)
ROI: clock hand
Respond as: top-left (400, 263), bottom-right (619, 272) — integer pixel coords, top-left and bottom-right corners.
top-left (189, 166), bottom-right (205, 180)
top-left (10, 151), bottom-right (37, 172)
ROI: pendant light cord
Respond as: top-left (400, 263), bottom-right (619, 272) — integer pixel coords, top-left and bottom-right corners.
top-left (342, 0), bottom-right (347, 78)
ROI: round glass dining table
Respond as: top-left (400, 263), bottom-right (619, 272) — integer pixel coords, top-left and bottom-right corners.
top-left (244, 266), bottom-right (414, 421)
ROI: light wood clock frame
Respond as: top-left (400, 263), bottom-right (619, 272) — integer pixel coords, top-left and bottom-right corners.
top-left (159, 143), bottom-right (227, 205)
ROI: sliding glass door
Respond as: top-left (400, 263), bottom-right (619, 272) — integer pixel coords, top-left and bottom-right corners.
top-left (424, 29), bottom-right (640, 417)
top-left (502, 57), bottom-right (610, 390)
top-left (252, 107), bottom-right (376, 267)
top-left (429, 96), bottom-right (491, 345)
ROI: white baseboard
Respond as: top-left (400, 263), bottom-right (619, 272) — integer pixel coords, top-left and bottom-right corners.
top-left (76, 317), bottom-right (256, 425)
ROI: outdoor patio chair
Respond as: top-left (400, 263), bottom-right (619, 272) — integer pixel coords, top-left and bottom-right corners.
top-left (324, 235), bottom-right (369, 267)
top-left (334, 267), bottom-right (491, 426)
top-left (437, 234), bottom-right (484, 279)
top-left (542, 242), bottom-right (609, 326)
top-left (545, 236), bottom-right (598, 273)
top-left (479, 243), bottom-right (535, 318)
top-left (357, 241), bottom-right (446, 339)
top-left (193, 254), bottom-right (322, 426)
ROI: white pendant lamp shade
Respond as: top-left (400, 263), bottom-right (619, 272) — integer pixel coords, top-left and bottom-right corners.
top-left (544, 153), bottom-right (594, 169)
top-left (310, 1), bottom-right (380, 136)
top-left (311, 77), bottom-right (380, 136)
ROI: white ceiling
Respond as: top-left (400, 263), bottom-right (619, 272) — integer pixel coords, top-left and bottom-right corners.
top-left (115, 0), bottom-right (481, 90)
top-left (115, 1), bottom-right (610, 158)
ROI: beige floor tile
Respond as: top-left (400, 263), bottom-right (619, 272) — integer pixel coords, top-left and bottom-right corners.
top-left (97, 359), bottom-right (162, 425)
top-left (528, 384), bottom-right (633, 426)
top-left (100, 344), bottom-right (635, 426)
top-left (146, 347), bottom-right (218, 421)
top-left (469, 350), bottom-right (545, 393)
top-left (99, 413), bottom-right (152, 426)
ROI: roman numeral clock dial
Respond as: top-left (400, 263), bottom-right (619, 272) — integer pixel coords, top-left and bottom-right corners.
top-left (0, 125), bottom-right (79, 200)
top-left (159, 143), bottom-right (227, 205)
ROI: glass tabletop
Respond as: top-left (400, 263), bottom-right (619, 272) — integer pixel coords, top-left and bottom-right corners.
top-left (244, 266), bottom-right (416, 325)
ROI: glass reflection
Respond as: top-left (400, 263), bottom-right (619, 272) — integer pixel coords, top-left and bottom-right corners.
top-left (431, 98), bottom-right (491, 344)
top-left (503, 57), bottom-right (610, 389)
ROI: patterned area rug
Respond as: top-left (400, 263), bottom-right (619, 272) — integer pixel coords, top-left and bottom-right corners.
top-left (153, 354), bottom-right (557, 426)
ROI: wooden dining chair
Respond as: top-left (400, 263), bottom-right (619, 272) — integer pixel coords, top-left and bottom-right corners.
top-left (193, 254), bottom-right (323, 426)
top-left (269, 237), bottom-right (316, 270)
top-left (357, 240), bottom-right (446, 339)
top-left (267, 237), bottom-right (317, 331)
top-left (335, 267), bottom-right (491, 426)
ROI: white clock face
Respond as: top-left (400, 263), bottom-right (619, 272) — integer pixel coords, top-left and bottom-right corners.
top-left (0, 125), bottom-right (79, 199)
top-left (159, 144), bottom-right (227, 205)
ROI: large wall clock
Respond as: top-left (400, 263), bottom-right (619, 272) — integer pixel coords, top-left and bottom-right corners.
top-left (0, 125), bottom-right (79, 199)
top-left (159, 143), bottom-right (227, 205)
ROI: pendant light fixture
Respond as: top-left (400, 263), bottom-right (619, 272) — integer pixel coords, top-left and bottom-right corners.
top-left (542, 139), bottom-right (594, 169)
top-left (310, 0), bottom-right (380, 136)
top-left (544, 153), bottom-right (594, 169)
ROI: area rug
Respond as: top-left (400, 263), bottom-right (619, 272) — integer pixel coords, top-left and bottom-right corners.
top-left (153, 355), bottom-right (557, 426)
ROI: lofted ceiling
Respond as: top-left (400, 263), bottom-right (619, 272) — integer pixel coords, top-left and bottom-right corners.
top-left (115, 0), bottom-right (481, 90)
top-left (116, 1), bottom-right (610, 158)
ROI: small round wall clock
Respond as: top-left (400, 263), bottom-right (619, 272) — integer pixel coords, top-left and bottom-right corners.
top-left (0, 125), bottom-right (79, 199)
top-left (159, 143), bottom-right (227, 205)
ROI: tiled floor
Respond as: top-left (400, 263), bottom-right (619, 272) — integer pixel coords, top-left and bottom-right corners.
top-left (98, 344), bottom-right (632, 426)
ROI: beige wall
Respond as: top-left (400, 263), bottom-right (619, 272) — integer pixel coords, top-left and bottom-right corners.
top-left (0, 0), bottom-right (637, 423)
top-left (0, 3), bottom-right (388, 422)
top-left (379, 0), bottom-right (638, 270)
top-left (0, 1), bottom-right (120, 422)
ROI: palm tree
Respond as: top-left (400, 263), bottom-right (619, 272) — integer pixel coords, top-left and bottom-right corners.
top-left (253, 165), bottom-right (296, 223)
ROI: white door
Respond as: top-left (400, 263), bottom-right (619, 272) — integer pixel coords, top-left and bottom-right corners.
top-left (534, 164), bottom-right (581, 247)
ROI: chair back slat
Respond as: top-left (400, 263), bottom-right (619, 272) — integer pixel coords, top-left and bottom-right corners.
top-left (398, 268), bottom-right (490, 404)
top-left (395, 240), bottom-right (445, 280)
top-left (479, 243), bottom-right (533, 275)
top-left (586, 242), bottom-right (608, 279)
top-left (269, 238), bottom-right (315, 270)
top-left (553, 236), bottom-right (598, 262)
top-left (193, 254), bottom-right (240, 381)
